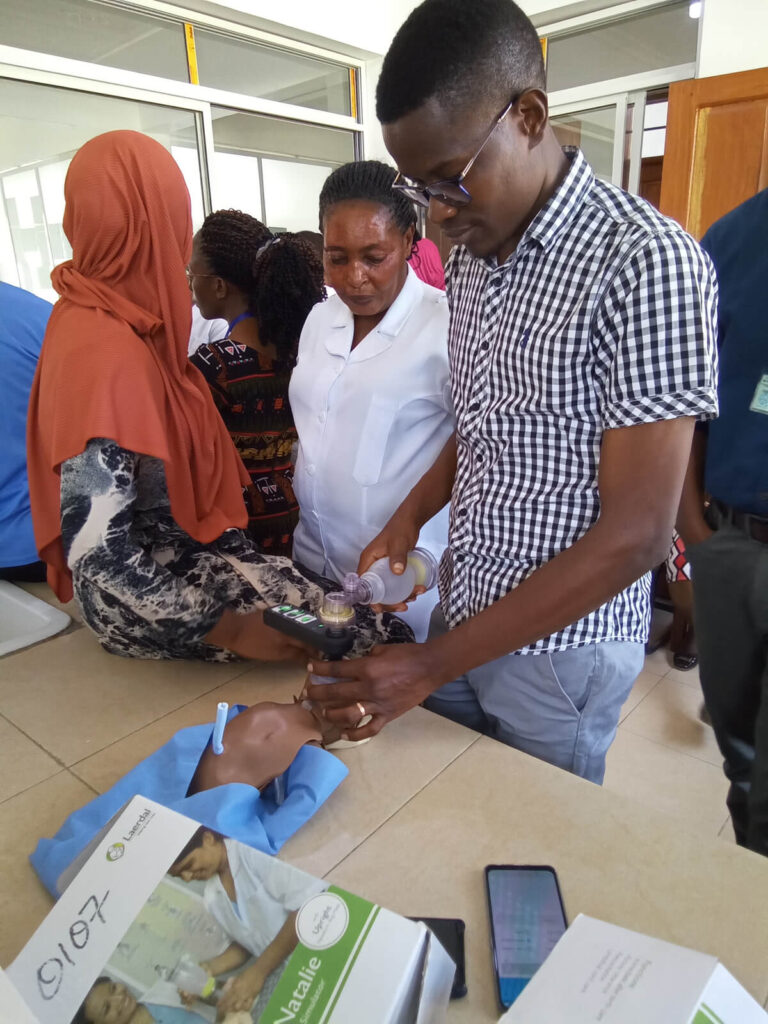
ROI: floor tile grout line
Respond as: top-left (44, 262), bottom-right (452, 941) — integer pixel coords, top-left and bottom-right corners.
top-left (313, 734), bottom-right (484, 880)
top-left (613, 724), bottom-right (725, 771)
top-left (64, 660), bottom-right (280, 774)
top-left (0, 765), bottom-right (99, 808)
top-left (0, 709), bottom-right (70, 770)
top-left (618, 677), bottom-right (665, 724)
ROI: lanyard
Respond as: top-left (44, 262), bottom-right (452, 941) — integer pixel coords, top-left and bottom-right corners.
top-left (227, 311), bottom-right (255, 335)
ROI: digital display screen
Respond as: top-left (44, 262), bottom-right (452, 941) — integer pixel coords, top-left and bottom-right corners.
top-left (487, 866), bottom-right (567, 1007)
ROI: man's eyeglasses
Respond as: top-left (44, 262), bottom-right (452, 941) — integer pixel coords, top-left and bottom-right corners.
top-left (392, 95), bottom-right (519, 209)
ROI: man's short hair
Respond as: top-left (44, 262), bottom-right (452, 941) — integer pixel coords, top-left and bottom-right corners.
top-left (376, 0), bottom-right (546, 124)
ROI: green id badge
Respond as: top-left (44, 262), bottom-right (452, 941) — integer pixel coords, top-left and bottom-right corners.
top-left (750, 374), bottom-right (768, 415)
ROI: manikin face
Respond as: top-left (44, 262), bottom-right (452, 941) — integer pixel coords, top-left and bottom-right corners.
top-left (168, 829), bottom-right (226, 883)
top-left (84, 980), bottom-right (138, 1024)
top-left (192, 702), bottom-right (324, 794)
top-left (322, 200), bottom-right (413, 319)
top-left (382, 91), bottom-right (549, 264)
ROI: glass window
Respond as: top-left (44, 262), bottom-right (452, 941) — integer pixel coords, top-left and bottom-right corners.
top-left (261, 159), bottom-right (334, 233)
top-left (551, 105), bottom-right (617, 182)
top-left (0, 78), bottom-right (204, 301)
top-left (195, 28), bottom-right (352, 117)
top-left (0, 0), bottom-right (188, 82)
top-left (546, 2), bottom-right (698, 93)
top-left (210, 107), bottom-right (355, 232)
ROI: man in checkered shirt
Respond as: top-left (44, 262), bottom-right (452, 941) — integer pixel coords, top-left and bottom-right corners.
top-left (307, 0), bottom-right (718, 783)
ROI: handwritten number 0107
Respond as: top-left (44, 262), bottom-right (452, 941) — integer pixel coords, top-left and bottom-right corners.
top-left (36, 892), bottom-right (110, 1001)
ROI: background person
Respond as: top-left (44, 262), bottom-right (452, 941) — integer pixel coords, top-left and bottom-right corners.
top-left (408, 229), bottom-right (445, 289)
top-left (678, 187), bottom-right (768, 854)
top-left (289, 160), bottom-right (453, 641)
top-left (26, 131), bottom-right (410, 662)
top-left (307, 0), bottom-right (718, 781)
top-left (0, 281), bottom-right (51, 583)
top-left (190, 211), bottom-right (324, 556)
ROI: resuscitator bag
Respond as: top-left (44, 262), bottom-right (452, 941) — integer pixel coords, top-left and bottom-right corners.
top-left (30, 704), bottom-right (347, 896)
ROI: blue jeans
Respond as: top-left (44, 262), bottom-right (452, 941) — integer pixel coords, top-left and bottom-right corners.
top-left (423, 608), bottom-right (644, 784)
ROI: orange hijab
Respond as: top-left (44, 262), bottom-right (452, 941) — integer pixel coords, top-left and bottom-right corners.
top-left (27, 130), bottom-right (249, 602)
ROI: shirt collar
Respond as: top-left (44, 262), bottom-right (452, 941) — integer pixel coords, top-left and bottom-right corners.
top-left (329, 263), bottom-right (421, 333)
top-left (464, 147), bottom-right (595, 272)
top-left (523, 147), bottom-right (594, 252)
top-left (326, 263), bottom-right (423, 360)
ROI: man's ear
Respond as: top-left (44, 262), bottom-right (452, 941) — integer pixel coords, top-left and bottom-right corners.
top-left (202, 830), bottom-right (216, 847)
top-left (214, 276), bottom-right (228, 300)
top-left (517, 89), bottom-right (549, 142)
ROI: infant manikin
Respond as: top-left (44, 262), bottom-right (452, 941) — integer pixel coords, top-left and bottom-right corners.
top-left (190, 699), bottom-right (347, 795)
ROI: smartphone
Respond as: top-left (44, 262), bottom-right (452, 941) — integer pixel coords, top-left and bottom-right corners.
top-left (484, 865), bottom-right (567, 1010)
top-left (408, 917), bottom-right (467, 999)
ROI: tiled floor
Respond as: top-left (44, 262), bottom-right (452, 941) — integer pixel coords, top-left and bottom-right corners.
top-left (0, 583), bottom-right (735, 969)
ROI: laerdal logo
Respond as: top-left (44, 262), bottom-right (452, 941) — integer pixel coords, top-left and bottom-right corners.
top-left (121, 806), bottom-right (155, 843)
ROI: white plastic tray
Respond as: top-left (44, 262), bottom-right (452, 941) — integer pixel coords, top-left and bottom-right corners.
top-left (0, 581), bottom-right (71, 656)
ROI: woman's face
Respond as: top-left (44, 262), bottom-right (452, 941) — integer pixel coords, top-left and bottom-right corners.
top-left (168, 830), bottom-right (225, 882)
top-left (322, 200), bottom-right (413, 319)
top-left (84, 980), bottom-right (137, 1024)
top-left (187, 234), bottom-right (224, 321)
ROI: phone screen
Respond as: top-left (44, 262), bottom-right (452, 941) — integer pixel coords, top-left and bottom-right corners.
top-left (485, 865), bottom-right (567, 1009)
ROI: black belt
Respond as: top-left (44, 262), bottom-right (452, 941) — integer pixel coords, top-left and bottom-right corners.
top-left (713, 500), bottom-right (768, 544)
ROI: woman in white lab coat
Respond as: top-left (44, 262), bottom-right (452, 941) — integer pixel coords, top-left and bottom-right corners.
top-left (289, 161), bottom-right (454, 641)
top-left (169, 828), bottom-right (325, 1016)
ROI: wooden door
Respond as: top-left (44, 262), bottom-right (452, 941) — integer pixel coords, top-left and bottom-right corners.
top-left (660, 67), bottom-right (768, 238)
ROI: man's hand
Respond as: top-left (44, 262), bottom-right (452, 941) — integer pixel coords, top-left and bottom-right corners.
top-left (306, 643), bottom-right (450, 739)
top-left (206, 608), bottom-right (312, 662)
top-left (357, 513), bottom-right (423, 612)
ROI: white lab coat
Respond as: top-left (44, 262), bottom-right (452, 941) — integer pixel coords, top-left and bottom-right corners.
top-left (202, 840), bottom-right (325, 958)
top-left (290, 265), bottom-right (453, 641)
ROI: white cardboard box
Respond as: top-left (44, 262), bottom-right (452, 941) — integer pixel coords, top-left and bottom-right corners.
top-left (499, 914), bottom-right (768, 1024)
top-left (6, 796), bottom-right (453, 1023)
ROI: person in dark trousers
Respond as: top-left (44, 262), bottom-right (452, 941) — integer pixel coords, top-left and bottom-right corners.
top-left (306, 0), bottom-right (719, 784)
top-left (678, 187), bottom-right (768, 853)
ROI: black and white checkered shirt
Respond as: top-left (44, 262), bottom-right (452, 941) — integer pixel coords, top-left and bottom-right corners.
top-left (439, 148), bottom-right (718, 652)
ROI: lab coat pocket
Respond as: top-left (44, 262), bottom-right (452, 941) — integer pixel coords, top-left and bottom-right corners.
top-left (352, 396), bottom-right (399, 486)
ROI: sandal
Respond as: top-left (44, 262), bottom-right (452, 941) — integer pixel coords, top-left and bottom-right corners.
top-left (672, 652), bottom-right (698, 671)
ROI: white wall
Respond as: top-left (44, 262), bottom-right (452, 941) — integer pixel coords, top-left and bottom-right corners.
top-left (697, 0), bottom-right (768, 78)
top-left (199, 0), bottom-right (419, 55)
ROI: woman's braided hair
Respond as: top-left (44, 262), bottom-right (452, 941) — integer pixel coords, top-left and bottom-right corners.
top-left (197, 209), bottom-right (325, 356)
top-left (318, 160), bottom-right (417, 237)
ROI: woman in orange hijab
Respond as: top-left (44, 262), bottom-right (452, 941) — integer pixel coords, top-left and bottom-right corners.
top-left (26, 131), bottom-right (410, 661)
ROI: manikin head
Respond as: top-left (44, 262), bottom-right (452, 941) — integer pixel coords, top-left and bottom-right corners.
top-left (190, 700), bottom-right (332, 794)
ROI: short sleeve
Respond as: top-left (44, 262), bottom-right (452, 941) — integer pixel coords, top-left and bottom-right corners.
top-left (592, 229), bottom-right (719, 429)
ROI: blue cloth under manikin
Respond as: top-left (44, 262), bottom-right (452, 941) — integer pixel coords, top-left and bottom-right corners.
top-left (31, 705), bottom-right (347, 896)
